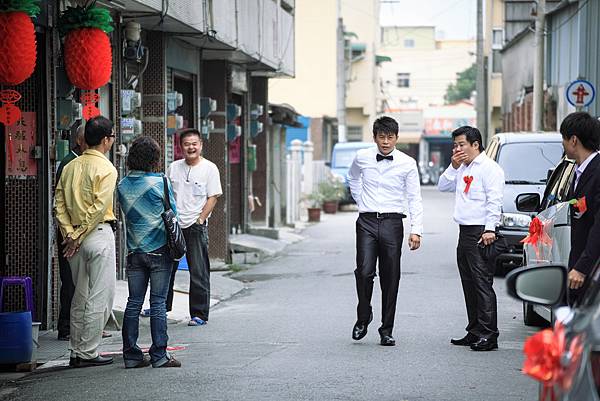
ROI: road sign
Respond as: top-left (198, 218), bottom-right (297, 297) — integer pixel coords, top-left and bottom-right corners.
top-left (566, 79), bottom-right (596, 108)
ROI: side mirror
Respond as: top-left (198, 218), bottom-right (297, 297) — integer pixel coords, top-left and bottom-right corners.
top-left (325, 161), bottom-right (331, 167)
top-left (516, 193), bottom-right (540, 212)
top-left (506, 264), bottom-right (567, 306)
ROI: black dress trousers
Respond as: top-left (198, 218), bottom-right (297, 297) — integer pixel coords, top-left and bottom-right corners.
top-left (355, 214), bottom-right (404, 336)
top-left (57, 229), bottom-right (75, 336)
top-left (457, 225), bottom-right (498, 340)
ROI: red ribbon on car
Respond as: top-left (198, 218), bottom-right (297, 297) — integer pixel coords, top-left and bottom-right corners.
top-left (520, 217), bottom-right (552, 246)
top-left (523, 322), bottom-right (583, 401)
top-left (463, 175), bottom-right (473, 193)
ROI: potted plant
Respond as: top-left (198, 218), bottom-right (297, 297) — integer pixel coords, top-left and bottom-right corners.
top-left (318, 176), bottom-right (346, 214)
top-left (304, 191), bottom-right (323, 222)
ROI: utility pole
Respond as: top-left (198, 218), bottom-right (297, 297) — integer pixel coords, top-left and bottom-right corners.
top-left (336, 0), bottom-right (347, 142)
top-left (475, 0), bottom-right (487, 143)
top-left (532, 0), bottom-right (546, 131)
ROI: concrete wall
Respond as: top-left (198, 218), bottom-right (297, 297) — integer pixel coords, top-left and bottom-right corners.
top-left (268, 0), bottom-right (337, 117)
top-left (343, 0), bottom-right (380, 141)
top-left (501, 31), bottom-right (534, 116)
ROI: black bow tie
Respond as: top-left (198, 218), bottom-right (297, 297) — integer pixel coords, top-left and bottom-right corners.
top-left (376, 154), bottom-right (393, 162)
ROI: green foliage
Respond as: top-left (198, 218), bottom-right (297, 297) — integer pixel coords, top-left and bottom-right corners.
top-left (0, 0), bottom-right (40, 16)
top-left (58, 2), bottom-right (114, 35)
top-left (445, 63), bottom-right (476, 104)
top-left (303, 191), bottom-right (324, 208)
top-left (317, 176), bottom-right (346, 202)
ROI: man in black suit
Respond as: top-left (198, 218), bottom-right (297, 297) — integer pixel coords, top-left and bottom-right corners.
top-left (560, 112), bottom-right (600, 304)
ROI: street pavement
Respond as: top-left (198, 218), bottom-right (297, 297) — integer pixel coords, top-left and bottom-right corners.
top-left (1, 187), bottom-right (539, 401)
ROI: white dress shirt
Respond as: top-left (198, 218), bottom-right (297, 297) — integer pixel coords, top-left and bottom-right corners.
top-left (574, 152), bottom-right (599, 190)
top-left (347, 147), bottom-right (423, 236)
top-left (438, 151), bottom-right (505, 231)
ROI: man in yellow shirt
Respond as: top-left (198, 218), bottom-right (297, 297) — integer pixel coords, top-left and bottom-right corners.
top-left (55, 115), bottom-right (118, 368)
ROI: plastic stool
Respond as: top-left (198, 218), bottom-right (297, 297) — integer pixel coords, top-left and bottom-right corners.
top-left (0, 276), bottom-right (35, 320)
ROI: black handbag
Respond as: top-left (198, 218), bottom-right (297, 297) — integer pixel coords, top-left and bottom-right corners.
top-left (161, 176), bottom-right (186, 260)
top-left (478, 233), bottom-right (509, 262)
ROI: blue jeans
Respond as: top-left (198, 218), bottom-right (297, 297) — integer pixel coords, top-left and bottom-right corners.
top-left (122, 248), bottom-right (172, 367)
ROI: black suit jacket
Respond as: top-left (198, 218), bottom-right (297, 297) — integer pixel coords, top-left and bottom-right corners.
top-left (568, 153), bottom-right (600, 276)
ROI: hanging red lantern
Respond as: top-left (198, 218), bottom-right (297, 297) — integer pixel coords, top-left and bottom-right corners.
top-left (0, 0), bottom-right (40, 86)
top-left (59, 2), bottom-right (113, 90)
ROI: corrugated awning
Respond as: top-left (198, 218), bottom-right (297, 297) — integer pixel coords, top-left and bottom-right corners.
top-left (396, 131), bottom-right (422, 144)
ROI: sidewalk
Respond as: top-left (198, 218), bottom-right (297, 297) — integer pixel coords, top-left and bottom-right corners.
top-left (0, 228), bottom-right (305, 384)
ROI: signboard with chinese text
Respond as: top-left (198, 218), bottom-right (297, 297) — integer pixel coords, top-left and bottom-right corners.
top-left (423, 117), bottom-right (475, 137)
top-left (5, 112), bottom-right (37, 177)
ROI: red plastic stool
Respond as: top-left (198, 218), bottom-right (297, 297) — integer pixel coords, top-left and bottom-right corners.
top-left (0, 276), bottom-right (35, 320)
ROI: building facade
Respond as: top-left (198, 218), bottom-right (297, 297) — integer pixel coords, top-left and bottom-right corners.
top-left (1, 0), bottom-right (296, 329)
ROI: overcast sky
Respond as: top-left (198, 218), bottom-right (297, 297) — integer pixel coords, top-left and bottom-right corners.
top-left (379, 0), bottom-right (476, 40)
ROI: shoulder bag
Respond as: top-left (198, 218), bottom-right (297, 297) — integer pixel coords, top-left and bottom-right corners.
top-left (161, 176), bottom-right (186, 260)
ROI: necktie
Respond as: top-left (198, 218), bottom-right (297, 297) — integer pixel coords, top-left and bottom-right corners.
top-left (376, 154), bottom-right (393, 162)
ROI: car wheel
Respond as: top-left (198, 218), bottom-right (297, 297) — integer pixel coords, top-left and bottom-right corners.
top-left (523, 302), bottom-right (547, 327)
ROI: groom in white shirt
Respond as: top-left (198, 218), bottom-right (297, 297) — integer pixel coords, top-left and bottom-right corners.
top-left (438, 126), bottom-right (504, 351)
top-left (347, 116), bottom-right (423, 346)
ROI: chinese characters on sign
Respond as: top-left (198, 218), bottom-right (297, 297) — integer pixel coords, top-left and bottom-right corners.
top-left (5, 112), bottom-right (37, 177)
top-left (423, 118), bottom-right (475, 136)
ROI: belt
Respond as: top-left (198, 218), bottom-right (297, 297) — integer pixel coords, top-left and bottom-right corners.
top-left (360, 212), bottom-right (406, 219)
top-left (72, 221), bottom-right (117, 231)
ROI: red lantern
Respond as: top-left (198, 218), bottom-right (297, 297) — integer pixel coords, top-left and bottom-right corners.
top-left (0, 11), bottom-right (37, 86)
top-left (0, 1), bottom-right (39, 87)
top-left (64, 27), bottom-right (112, 90)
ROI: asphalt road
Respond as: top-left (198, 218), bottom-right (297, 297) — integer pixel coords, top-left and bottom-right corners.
top-left (2, 187), bottom-right (539, 401)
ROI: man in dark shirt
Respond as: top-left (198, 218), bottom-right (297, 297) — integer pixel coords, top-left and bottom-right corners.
top-left (55, 125), bottom-right (86, 341)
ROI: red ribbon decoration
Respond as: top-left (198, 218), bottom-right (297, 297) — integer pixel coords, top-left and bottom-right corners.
top-left (463, 175), bottom-right (474, 193)
top-left (523, 322), bottom-right (583, 401)
top-left (520, 217), bottom-right (553, 259)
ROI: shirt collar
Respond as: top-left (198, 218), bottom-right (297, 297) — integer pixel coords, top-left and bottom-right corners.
top-left (83, 149), bottom-right (109, 160)
top-left (576, 152), bottom-right (598, 175)
top-left (470, 151), bottom-right (487, 165)
top-left (128, 170), bottom-right (161, 177)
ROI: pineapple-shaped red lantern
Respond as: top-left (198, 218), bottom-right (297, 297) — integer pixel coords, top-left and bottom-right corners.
top-left (59, 2), bottom-right (113, 120)
top-left (59, 2), bottom-right (113, 90)
top-left (0, 0), bottom-right (40, 126)
top-left (0, 0), bottom-right (40, 86)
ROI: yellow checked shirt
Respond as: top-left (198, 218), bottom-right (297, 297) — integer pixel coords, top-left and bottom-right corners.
top-left (55, 149), bottom-right (118, 244)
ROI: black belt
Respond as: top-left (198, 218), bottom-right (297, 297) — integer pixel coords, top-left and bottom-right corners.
top-left (360, 212), bottom-right (406, 219)
top-left (72, 221), bottom-right (117, 232)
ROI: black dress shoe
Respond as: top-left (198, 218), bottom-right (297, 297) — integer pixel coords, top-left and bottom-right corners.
top-left (352, 313), bottom-right (373, 341)
top-left (72, 355), bottom-right (114, 368)
top-left (450, 333), bottom-right (478, 346)
top-left (380, 335), bottom-right (396, 346)
top-left (470, 338), bottom-right (498, 351)
top-left (58, 333), bottom-right (70, 341)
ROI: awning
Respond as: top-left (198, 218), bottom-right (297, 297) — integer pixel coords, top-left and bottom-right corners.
top-left (351, 43), bottom-right (367, 52)
top-left (376, 55), bottom-right (392, 64)
top-left (396, 131), bottom-right (422, 144)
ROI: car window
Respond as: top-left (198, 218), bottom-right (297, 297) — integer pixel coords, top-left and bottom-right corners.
top-left (540, 158), bottom-right (576, 210)
top-left (497, 142), bottom-right (564, 184)
top-left (333, 149), bottom-right (359, 169)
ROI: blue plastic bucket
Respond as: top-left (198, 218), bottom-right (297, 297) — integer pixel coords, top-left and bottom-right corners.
top-left (0, 311), bottom-right (33, 364)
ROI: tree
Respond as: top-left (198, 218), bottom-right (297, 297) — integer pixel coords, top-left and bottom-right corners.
top-left (445, 63), bottom-right (476, 104)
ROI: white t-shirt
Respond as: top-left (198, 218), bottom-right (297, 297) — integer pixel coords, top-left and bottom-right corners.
top-left (167, 158), bottom-right (223, 229)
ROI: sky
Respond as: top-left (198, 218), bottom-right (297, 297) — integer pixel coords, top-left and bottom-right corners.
top-left (379, 0), bottom-right (477, 40)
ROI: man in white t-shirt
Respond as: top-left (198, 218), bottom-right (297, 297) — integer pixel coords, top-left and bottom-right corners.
top-left (167, 129), bottom-right (223, 326)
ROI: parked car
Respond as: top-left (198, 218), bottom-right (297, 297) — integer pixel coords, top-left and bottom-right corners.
top-left (516, 156), bottom-right (576, 326)
top-left (506, 262), bottom-right (600, 401)
top-left (485, 132), bottom-right (564, 274)
top-left (328, 141), bottom-right (376, 204)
